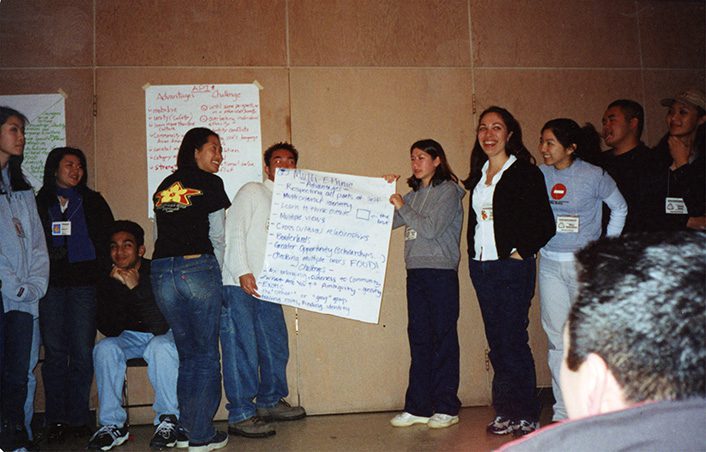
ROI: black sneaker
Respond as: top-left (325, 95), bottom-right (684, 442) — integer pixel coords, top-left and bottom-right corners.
top-left (176, 424), bottom-right (189, 448)
top-left (150, 415), bottom-right (178, 450)
top-left (46, 422), bottom-right (66, 443)
top-left (256, 399), bottom-right (306, 422)
top-left (511, 419), bottom-right (539, 437)
top-left (228, 416), bottom-right (276, 438)
top-left (87, 424), bottom-right (129, 451)
top-left (486, 415), bottom-right (514, 435)
top-left (188, 430), bottom-right (228, 452)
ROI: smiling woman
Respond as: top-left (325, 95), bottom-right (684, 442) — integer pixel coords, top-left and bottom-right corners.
top-left (35, 146), bottom-right (114, 442)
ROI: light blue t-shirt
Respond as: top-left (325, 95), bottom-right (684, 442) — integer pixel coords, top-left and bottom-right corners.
top-left (540, 159), bottom-right (621, 256)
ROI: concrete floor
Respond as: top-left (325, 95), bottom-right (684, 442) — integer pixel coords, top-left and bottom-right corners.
top-left (32, 395), bottom-right (554, 452)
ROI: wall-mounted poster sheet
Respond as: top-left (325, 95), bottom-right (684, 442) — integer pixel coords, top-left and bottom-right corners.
top-left (0, 93), bottom-right (66, 190)
top-left (145, 83), bottom-right (263, 217)
top-left (258, 169), bottom-right (395, 324)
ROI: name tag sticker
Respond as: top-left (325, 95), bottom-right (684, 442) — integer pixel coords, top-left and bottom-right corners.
top-left (665, 197), bottom-right (688, 215)
top-left (481, 206), bottom-right (493, 221)
top-left (51, 221), bottom-right (72, 236)
top-left (557, 215), bottom-right (579, 233)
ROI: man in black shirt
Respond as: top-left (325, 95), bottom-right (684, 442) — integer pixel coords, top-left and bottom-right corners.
top-left (87, 221), bottom-right (184, 451)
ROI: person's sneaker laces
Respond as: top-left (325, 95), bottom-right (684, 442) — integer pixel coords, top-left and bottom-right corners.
top-left (87, 425), bottom-right (129, 451)
top-left (227, 417), bottom-right (276, 438)
top-left (390, 412), bottom-right (430, 427)
top-left (256, 399), bottom-right (306, 422)
top-left (486, 416), bottom-right (514, 435)
top-left (187, 430), bottom-right (228, 452)
top-left (511, 419), bottom-right (539, 437)
top-left (428, 413), bottom-right (459, 429)
top-left (150, 415), bottom-right (178, 450)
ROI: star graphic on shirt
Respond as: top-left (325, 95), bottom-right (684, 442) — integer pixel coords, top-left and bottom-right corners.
top-left (155, 182), bottom-right (202, 210)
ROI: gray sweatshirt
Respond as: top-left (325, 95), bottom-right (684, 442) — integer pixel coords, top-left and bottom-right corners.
top-left (392, 180), bottom-right (466, 270)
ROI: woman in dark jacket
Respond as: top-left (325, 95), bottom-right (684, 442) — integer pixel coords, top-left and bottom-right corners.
top-left (36, 147), bottom-right (114, 442)
top-left (463, 106), bottom-right (555, 437)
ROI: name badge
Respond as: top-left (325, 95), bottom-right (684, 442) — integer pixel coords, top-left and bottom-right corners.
top-left (405, 227), bottom-right (417, 241)
top-left (13, 217), bottom-right (25, 238)
top-left (52, 221), bottom-right (72, 236)
top-left (481, 205), bottom-right (493, 221)
top-left (556, 215), bottom-right (579, 233)
top-left (665, 197), bottom-right (688, 215)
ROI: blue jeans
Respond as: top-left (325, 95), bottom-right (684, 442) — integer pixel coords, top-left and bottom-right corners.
top-left (151, 255), bottom-right (222, 444)
top-left (404, 269), bottom-right (461, 417)
top-left (220, 285), bottom-right (289, 423)
top-left (24, 317), bottom-right (40, 439)
top-left (469, 257), bottom-right (539, 422)
top-left (94, 330), bottom-right (179, 427)
top-left (538, 256), bottom-right (578, 421)
top-left (39, 285), bottom-right (96, 426)
top-left (1, 311), bottom-right (33, 429)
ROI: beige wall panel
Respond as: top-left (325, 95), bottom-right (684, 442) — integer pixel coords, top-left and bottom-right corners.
top-left (0, 0), bottom-right (92, 68)
top-left (94, 67), bottom-right (291, 248)
top-left (287, 68), bottom-right (495, 414)
top-left (0, 69), bottom-right (96, 182)
top-left (289, 0), bottom-right (470, 67)
top-left (473, 69), bottom-right (644, 158)
top-left (642, 70), bottom-right (706, 147)
top-left (638, 1), bottom-right (705, 69)
top-left (471, 0), bottom-right (640, 68)
top-left (96, 0), bottom-right (287, 66)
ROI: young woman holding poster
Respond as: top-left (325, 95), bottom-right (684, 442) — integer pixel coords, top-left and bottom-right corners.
top-left (384, 139), bottom-right (465, 430)
top-left (150, 127), bottom-right (231, 451)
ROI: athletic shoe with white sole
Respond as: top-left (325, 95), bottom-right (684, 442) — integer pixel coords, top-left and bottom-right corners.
top-left (390, 412), bottom-right (430, 427)
top-left (87, 425), bottom-right (129, 451)
top-left (428, 413), bottom-right (459, 429)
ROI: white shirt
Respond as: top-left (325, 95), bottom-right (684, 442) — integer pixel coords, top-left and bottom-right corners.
top-left (222, 179), bottom-right (274, 286)
top-left (472, 154), bottom-right (517, 261)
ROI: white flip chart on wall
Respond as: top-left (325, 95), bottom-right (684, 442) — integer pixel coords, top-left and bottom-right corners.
top-left (258, 169), bottom-right (395, 324)
top-left (0, 93), bottom-right (66, 190)
top-left (145, 83), bottom-right (263, 217)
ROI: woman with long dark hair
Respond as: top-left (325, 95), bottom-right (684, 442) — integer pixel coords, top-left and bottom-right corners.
top-left (0, 107), bottom-right (49, 451)
top-left (150, 127), bottom-right (231, 451)
top-left (464, 107), bottom-right (554, 436)
top-left (385, 139), bottom-right (465, 429)
top-left (36, 146), bottom-right (114, 443)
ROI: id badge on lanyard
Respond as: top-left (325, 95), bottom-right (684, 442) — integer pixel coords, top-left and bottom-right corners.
top-left (52, 221), bottom-right (72, 236)
top-left (481, 205), bottom-right (493, 221)
top-left (405, 227), bottom-right (417, 241)
top-left (665, 197), bottom-right (688, 215)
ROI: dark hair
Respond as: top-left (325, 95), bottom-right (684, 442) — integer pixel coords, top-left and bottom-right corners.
top-left (109, 220), bottom-right (145, 247)
top-left (41, 147), bottom-right (89, 197)
top-left (406, 139), bottom-right (458, 191)
top-left (462, 106), bottom-right (535, 190)
top-left (541, 118), bottom-right (602, 166)
top-left (176, 127), bottom-right (219, 170)
top-left (606, 99), bottom-right (644, 139)
top-left (568, 232), bottom-right (706, 402)
top-left (0, 106), bottom-right (32, 191)
top-left (264, 142), bottom-right (299, 167)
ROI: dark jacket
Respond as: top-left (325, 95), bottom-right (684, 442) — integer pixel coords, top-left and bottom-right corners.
top-left (36, 187), bottom-right (114, 286)
top-left (96, 259), bottom-right (169, 337)
top-left (467, 159), bottom-right (555, 259)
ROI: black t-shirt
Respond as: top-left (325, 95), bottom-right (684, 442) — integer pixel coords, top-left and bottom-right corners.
top-left (152, 168), bottom-right (231, 259)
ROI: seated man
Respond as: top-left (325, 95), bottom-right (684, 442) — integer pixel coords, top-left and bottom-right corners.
top-left (87, 220), bottom-right (184, 451)
top-left (502, 232), bottom-right (705, 451)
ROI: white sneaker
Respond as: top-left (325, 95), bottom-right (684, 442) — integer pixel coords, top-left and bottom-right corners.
top-left (390, 412), bottom-right (430, 427)
top-left (428, 413), bottom-right (459, 429)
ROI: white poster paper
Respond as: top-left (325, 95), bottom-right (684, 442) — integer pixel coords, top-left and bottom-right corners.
top-left (0, 94), bottom-right (66, 189)
top-left (258, 169), bottom-right (395, 324)
top-left (145, 84), bottom-right (262, 217)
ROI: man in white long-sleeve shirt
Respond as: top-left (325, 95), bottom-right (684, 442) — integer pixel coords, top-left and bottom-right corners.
top-left (220, 142), bottom-right (306, 439)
